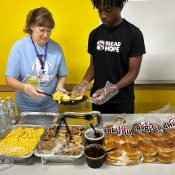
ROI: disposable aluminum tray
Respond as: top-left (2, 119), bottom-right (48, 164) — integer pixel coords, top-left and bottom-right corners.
top-left (0, 125), bottom-right (46, 163)
top-left (34, 148), bottom-right (84, 163)
top-left (17, 112), bottom-right (60, 127)
top-left (62, 111), bottom-right (103, 128)
top-left (34, 124), bottom-right (85, 163)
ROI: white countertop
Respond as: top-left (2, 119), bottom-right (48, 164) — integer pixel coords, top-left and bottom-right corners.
top-left (1, 114), bottom-right (175, 175)
top-left (1, 157), bottom-right (175, 175)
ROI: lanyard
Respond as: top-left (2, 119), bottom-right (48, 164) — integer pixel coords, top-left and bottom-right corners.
top-left (30, 35), bottom-right (48, 70)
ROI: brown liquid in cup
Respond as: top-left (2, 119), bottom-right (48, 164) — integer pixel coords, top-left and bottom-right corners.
top-left (84, 144), bottom-right (106, 168)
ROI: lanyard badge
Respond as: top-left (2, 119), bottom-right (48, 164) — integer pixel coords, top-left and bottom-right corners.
top-left (31, 36), bottom-right (49, 82)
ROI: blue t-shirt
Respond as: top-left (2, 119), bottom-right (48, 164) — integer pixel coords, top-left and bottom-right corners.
top-left (6, 35), bottom-right (68, 111)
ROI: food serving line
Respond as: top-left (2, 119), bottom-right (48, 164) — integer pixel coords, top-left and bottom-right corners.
top-left (1, 113), bottom-right (175, 175)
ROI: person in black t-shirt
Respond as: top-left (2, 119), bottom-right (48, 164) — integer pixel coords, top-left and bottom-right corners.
top-left (72, 0), bottom-right (146, 114)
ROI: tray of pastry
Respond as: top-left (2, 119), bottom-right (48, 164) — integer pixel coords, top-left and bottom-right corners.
top-left (0, 125), bottom-right (45, 163)
top-left (17, 112), bottom-right (60, 127)
top-left (62, 111), bottom-right (103, 128)
top-left (34, 125), bottom-right (85, 163)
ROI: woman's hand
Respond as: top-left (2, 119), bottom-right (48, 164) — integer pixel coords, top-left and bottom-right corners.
top-left (24, 84), bottom-right (45, 98)
top-left (56, 86), bottom-right (68, 94)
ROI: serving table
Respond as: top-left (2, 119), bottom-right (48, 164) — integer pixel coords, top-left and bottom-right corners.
top-left (1, 114), bottom-right (175, 175)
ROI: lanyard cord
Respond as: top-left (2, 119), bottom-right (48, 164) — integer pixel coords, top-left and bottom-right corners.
top-left (30, 35), bottom-right (48, 70)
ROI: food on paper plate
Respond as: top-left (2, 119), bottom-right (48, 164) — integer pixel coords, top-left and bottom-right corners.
top-left (52, 91), bottom-right (83, 103)
top-left (53, 91), bottom-right (63, 103)
top-left (71, 95), bottom-right (83, 101)
top-left (61, 93), bottom-right (71, 102)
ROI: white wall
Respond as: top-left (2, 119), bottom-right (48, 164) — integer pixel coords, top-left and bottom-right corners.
top-left (123, 0), bottom-right (175, 83)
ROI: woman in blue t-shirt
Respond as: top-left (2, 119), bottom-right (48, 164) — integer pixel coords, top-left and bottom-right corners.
top-left (6, 7), bottom-right (68, 113)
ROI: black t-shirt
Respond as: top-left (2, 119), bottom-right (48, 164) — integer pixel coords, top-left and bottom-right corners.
top-left (88, 19), bottom-right (146, 103)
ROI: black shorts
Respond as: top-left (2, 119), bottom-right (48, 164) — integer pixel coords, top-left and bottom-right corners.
top-left (92, 101), bottom-right (134, 114)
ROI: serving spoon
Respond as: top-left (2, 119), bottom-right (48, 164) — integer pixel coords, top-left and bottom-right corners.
top-left (90, 123), bottom-right (101, 138)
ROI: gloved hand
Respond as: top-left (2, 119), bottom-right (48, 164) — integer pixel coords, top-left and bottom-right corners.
top-left (56, 86), bottom-right (68, 94)
top-left (89, 81), bottom-right (119, 105)
top-left (71, 79), bottom-right (91, 98)
top-left (24, 84), bottom-right (45, 98)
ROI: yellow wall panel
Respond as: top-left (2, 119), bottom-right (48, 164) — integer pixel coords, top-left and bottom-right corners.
top-left (135, 90), bottom-right (175, 113)
top-left (0, 0), bottom-right (98, 84)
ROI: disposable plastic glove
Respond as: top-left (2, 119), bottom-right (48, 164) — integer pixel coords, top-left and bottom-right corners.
top-left (89, 81), bottom-right (119, 105)
top-left (24, 84), bottom-right (45, 98)
top-left (71, 79), bottom-right (91, 98)
top-left (56, 86), bottom-right (68, 94)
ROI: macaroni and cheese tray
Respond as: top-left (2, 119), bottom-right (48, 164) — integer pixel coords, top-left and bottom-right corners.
top-left (0, 125), bottom-right (45, 163)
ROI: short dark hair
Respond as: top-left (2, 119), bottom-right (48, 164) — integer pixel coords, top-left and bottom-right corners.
top-left (91, 0), bottom-right (128, 9)
top-left (24, 7), bottom-right (55, 34)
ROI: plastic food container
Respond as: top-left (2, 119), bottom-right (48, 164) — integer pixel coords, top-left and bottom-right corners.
top-left (84, 144), bottom-right (106, 168)
top-left (85, 128), bottom-right (105, 145)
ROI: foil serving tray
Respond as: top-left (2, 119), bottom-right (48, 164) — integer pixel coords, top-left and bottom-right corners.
top-left (34, 125), bottom-right (85, 163)
top-left (0, 125), bottom-right (46, 163)
top-left (17, 112), bottom-right (60, 127)
top-left (62, 111), bottom-right (103, 128)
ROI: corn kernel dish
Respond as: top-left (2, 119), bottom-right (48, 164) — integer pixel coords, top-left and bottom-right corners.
top-left (0, 126), bottom-right (45, 156)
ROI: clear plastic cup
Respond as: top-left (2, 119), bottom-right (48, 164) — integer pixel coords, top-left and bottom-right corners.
top-left (84, 128), bottom-right (105, 145)
top-left (84, 144), bottom-right (106, 168)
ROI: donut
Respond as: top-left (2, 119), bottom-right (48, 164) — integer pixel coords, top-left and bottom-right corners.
top-left (103, 142), bottom-right (122, 159)
top-left (155, 140), bottom-right (175, 157)
top-left (157, 155), bottom-right (175, 164)
top-left (122, 143), bottom-right (142, 160)
top-left (150, 131), bottom-right (169, 143)
top-left (165, 128), bottom-right (175, 139)
top-left (123, 135), bottom-right (137, 145)
top-left (135, 131), bottom-right (152, 142)
top-left (138, 140), bottom-right (157, 157)
top-left (143, 155), bottom-right (157, 163)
